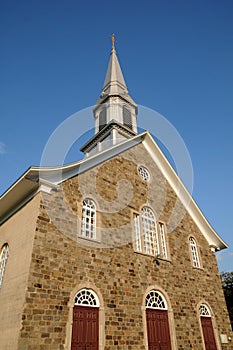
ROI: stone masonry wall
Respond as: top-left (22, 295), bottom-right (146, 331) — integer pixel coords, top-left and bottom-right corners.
top-left (17, 144), bottom-right (232, 349)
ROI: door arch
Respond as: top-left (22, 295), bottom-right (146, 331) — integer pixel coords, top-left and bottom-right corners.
top-left (145, 290), bottom-right (172, 350)
top-left (71, 289), bottom-right (99, 350)
top-left (199, 304), bottom-right (217, 350)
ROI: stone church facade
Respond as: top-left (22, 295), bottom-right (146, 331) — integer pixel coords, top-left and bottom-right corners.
top-left (0, 37), bottom-right (232, 349)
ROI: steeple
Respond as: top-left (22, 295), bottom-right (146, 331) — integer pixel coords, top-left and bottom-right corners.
top-left (96, 34), bottom-right (137, 109)
top-left (81, 35), bottom-right (138, 156)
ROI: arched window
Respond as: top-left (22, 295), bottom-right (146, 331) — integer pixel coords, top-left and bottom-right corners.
top-left (199, 304), bottom-right (211, 317)
top-left (189, 237), bottom-right (200, 268)
top-left (0, 244), bottom-right (9, 289)
top-left (74, 288), bottom-right (99, 307)
top-left (145, 290), bottom-right (167, 309)
top-left (133, 206), bottom-right (168, 258)
top-left (141, 207), bottom-right (158, 255)
top-left (138, 165), bottom-right (150, 182)
top-left (81, 199), bottom-right (96, 239)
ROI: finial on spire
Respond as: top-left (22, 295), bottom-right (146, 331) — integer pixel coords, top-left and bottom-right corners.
top-left (111, 33), bottom-right (116, 49)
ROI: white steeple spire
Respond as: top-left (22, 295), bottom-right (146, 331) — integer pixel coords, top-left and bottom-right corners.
top-left (81, 35), bottom-right (138, 156)
top-left (97, 34), bottom-right (137, 108)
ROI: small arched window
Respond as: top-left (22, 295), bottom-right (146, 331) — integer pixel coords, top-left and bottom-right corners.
top-left (138, 165), bottom-right (150, 182)
top-left (145, 290), bottom-right (167, 309)
top-left (189, 237), bottom-right (200, 268)
top-left (0, 244), bottom-right (9, 289)
top-left (199, 304), bottom-right (211, 317)
top-left (74, 288), bottom-right (99, 307)
top-left (81, 199), bottom-right (96, 239)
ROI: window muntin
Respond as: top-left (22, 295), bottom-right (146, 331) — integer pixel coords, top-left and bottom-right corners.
top-left (81, 199), bottom-right (96, 239)
top-left (74, 288), bottom-right (99, 307)
top-left (138, 165), bottom-right (150, 182)
top-left (189, 237), bottom-right (200, 268)
top-left (133, 207), bottom-right (168, 258)
top-left (0, 244), bottom-right (9, 289)
top-left (145, 290), bottom-right (167, 309)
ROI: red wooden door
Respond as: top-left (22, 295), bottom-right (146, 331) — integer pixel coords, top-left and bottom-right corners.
top-left (146, 309), bottom-right (172, 350)
top-left (71, 306), bottom-right (99, 350)
top-left (201, 317), bottom-right (217, 350)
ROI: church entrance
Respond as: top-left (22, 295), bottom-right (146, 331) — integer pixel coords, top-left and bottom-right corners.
top-left (200, 304), bottom-right (217, 350)
top-left (145, 290), bottom-right (172, 350)
top-left (71, 289), bottom-right (99, 350)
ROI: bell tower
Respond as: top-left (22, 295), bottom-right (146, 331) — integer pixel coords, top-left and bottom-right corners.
top-left (81, 35), bottom-right (138, 156)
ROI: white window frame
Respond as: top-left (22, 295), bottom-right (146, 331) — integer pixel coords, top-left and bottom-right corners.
top-left (0, 243), bottom-right (9, 289)
top-left (81, 198), bottom-right (96, 240)
top-left (133, 207), bottom-right (168, 259)
top-left (189, 237), bottom-right (201, 268)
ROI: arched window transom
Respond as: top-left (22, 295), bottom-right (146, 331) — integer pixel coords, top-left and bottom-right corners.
top-left (199, 304), bottom-right (211, 317)
top-left (74, 289), bottom-right (99, 307)
top-left (0, 244), bottom-right (9, 289)
top-left (81, 198), bottom-right (96, 239)
top-left (145, 290), bottom-right (167, 309)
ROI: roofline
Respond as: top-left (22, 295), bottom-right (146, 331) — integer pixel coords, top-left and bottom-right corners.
top-left (142, 132), bottom-right (228, 250)
top-left (0, 131), bottom-right (228, 250)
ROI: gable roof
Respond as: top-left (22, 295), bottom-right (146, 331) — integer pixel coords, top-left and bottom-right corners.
top-left (0, 131), bottom-right (228, 251)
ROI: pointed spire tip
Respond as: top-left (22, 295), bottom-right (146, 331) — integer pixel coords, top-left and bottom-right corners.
top-left (110, 33), bottom-right (116, 50)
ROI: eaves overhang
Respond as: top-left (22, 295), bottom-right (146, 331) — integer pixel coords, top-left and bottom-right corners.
top-left (0, 131), bottom-right (228, 251)
top-left (0, 133), bottom-right (144, 225)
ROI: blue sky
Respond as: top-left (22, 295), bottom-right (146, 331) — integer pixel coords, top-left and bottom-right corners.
top-left (1, 0), bottom-right (233, 271)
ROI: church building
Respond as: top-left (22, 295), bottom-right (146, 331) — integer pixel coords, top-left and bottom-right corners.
top-left (0, 36), bottom-right (232, 350)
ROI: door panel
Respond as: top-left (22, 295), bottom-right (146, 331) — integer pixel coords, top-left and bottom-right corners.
top-left (146, 309), bottom-right (172, 350)
top-left (201, 317), bottom-right (217, 350)
top-left (71, 306), bottom-right (99, 350)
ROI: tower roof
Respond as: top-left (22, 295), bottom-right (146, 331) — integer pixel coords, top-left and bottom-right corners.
top-left (96, 35), bottom-right (137, 107)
